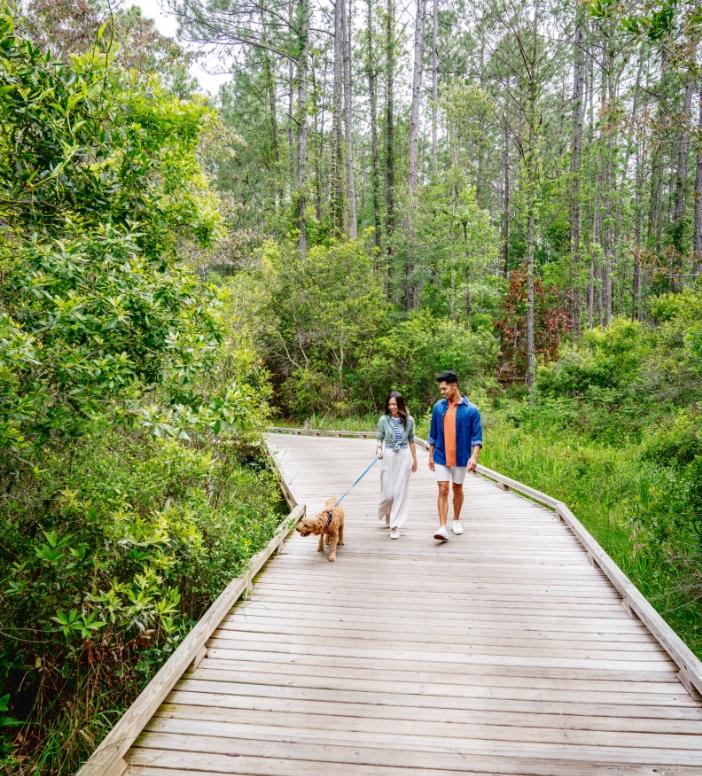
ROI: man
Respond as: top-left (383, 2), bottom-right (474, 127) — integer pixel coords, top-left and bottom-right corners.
top-left (427, 371), bottom-right (483, 542)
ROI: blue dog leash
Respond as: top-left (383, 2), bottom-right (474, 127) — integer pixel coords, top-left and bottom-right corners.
top-left (332, 456), bottom-right (379, 507)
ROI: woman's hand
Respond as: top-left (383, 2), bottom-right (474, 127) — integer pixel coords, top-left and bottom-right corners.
top-left (411, 458), bottom-right (417, 473)
top-left (376, 446), bottom-right (384, 459)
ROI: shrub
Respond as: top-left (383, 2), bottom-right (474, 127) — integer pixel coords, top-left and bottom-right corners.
top-left (537, 318), bottom-right (649, 397)
top-left (359, 311), bottom-right (499, 412)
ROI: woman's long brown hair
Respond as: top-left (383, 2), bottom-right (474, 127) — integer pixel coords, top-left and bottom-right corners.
top-left (384, 390), bottom-right (408, 426)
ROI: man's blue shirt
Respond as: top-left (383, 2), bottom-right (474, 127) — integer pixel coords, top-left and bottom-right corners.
top-left (427, 395), bottom-right (483, 467)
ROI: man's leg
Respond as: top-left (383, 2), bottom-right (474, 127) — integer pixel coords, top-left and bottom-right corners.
top-left (437, 481), bottom-right (449, 527)
top-left (452, 482), bottom-right (464, 521)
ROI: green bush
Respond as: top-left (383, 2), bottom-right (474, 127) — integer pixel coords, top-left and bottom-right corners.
top-left (358, 310), bottom-right (499, 412)
top-left (537, 318), bottom-right (649, 397)
top-left (0, 15), bottom-right (282, 774)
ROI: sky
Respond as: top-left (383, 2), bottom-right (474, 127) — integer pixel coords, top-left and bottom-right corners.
top-left (133, 0), bottom-right (231, 94)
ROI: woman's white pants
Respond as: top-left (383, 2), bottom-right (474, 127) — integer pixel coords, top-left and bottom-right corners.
top-left (378, 447), bottom-right (412, 529)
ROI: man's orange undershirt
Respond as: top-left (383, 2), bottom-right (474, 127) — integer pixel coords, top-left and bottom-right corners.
top-left (443, 399), bottom-right (460, 466)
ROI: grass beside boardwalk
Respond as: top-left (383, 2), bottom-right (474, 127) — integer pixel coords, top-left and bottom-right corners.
top-left (281, 410), bottom-right (702, 660)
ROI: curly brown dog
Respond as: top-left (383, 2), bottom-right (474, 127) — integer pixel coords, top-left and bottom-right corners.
top-left (295, 498), bottom-right (345, 562)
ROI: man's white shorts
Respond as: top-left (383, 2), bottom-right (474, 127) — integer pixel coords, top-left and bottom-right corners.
top-left (434, 463), bottom-right (467, 484)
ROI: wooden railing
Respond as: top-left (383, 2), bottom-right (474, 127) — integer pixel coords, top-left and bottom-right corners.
top-left (268, 425), bottom-right (376, 439)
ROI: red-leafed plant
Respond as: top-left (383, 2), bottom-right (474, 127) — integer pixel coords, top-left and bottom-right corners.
top-left (495, 264), bottom-right (571, 383)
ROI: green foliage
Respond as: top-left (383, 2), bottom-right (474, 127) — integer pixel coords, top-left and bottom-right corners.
top-left (357, 311), bottom-right (498, 411)
top-left (263, 239), bottom-right (386, 414)
top-left (0, 12), bottom-right (282, 773)
top-left (537, 319), bottom-right (650, 397)
top-left (0, 11), bottom-right (219, 244)
top-left (260, 238), bottom-right (500, 417)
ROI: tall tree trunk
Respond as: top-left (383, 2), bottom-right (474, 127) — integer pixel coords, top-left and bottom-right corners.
top-left (407, 0), bottom-right (426, 211)
top-left (569, 2), bottom-right (585, 334)
top-left (694, 84), bottom-right (702, 278)
top-left (526, 204), bottom-right (536, 388)
top-left (287, 1), bottom-right (295, 190)
top-left (296, 0), bottom-right (310, 255)
top-left (342, 0), bottom-right (357, 238)
top-left (502, 100), bottom-right (510, 278)
top-left (312, 57), bottom-right (323, 222)
top-left (476, 40), bottom-right (485, 208)
top-left (525, 11), bottom-right (538, 391)
top-left (674, 74), bottom-right (695, 225)
top-left (260, 17), bottom-right (280, 167)
top-left (330, 0), bottom-right (345, 236)
top-left (431, 0), bottom-right (438, 177)
top-left (631, 50), bottom-right (645, 320)
top-left (385, 0), bottom-right (396, 261)
top-left (404, 0), bottom-right (425, 309)
top-left (462, 221), bottom-right (471, 320)
top-left (260, 16), bottom-right (281, 214)
top-left (602, 27), bottom-right (616, 326)
top-left (672, 72), bottom-right (694, 290)
top-left (650, 51), bottom-right (667, 252)
top-left (366, 0), bottom-right (382, 250)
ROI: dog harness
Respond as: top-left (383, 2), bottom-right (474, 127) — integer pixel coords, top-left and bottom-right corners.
top-left (324, 510), bottom-right (334, 529)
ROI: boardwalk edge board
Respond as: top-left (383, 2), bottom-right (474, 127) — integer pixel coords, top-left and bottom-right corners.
top-left (75, 498), bottom-right (306, 776)
top-left (273, 427), bottom-right (702, 700)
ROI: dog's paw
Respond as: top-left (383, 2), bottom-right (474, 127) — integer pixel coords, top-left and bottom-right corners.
top-left (328, 555), bottom-right (336, 562)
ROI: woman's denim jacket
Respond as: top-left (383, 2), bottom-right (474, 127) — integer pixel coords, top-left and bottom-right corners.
top-left (377, 414), bottom-right (415, 451)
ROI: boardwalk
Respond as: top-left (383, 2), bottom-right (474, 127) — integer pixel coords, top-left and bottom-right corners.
top-left (117, 433), bottom-right (702, 775)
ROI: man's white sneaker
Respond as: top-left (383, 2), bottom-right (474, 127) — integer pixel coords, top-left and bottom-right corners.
top-left (390, 527), bottom-right (400, 539)
top-left (434, 526), bottom-right (449, 542)
top-left (452, 521), bottom-right (464, 535)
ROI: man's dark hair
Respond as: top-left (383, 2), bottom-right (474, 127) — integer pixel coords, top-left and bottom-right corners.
top-left (436, 371), bottom-right (459, 385)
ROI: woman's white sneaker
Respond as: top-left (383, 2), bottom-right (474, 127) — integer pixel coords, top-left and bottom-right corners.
top-left (390, 527), bottom-right (400, 539)
top-left (433, 525), bottom-right (449, 542)
top-left (452, 521), bottom-right (464, 535)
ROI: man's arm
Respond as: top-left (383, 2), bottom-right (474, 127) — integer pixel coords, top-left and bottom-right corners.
top-left (429, 443), bottom-right (436, 471)
top-left (467, 444), bottom-right (481, 472)
top-left (467, 408), bottom-right (484, 472)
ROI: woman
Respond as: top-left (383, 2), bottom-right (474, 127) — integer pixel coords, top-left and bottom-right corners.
top-left (376, 391), bottom-right (417, 539)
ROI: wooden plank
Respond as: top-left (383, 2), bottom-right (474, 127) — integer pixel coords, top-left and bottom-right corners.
top-left (207, 629), bottom-right (670, 658)
top-left (159, 695), bottom-right (702, 733)
top-left (136, 725), bottom-right (702, 766)
top-left (144, 708), bottom-right (702, 751)
top-left (198, 649), bottom-right (702, 688)
top-left (184, 662), bottom-right (685, 695)
top-left (75, 503), bottom-right (305, 776)
top-left (171, 677), bottom-right (702, 719)
top-left (176, 674), bottom-right (690, 707)
top-left (219, 615), bottom-right (656, 641)
top-left (126, 747), bottom-right (702, 776)
top-left (269, 426), bottom-right (375, 439)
